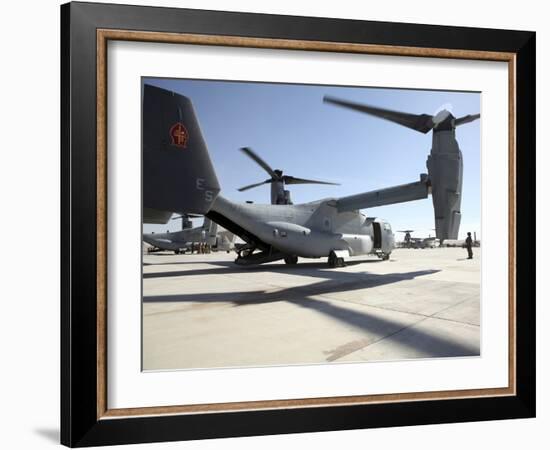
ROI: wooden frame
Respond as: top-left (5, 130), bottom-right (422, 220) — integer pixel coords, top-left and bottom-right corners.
top-left (61, 1), bottom-right (535, 446)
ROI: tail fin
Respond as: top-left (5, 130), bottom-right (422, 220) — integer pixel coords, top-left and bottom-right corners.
top-left (202, 218), bottom-right (218, 235)
top-left (143, 84), bottom-right (220, 220)
top-left (202, 218), bottom-right (218, 245)
top-left (201, 218), bottom-right (211, 230)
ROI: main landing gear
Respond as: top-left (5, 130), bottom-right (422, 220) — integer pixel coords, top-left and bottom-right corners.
top-left (284, 255), bottom-right (298, 265)
top-left (328, 251), bottom-right (345, 268)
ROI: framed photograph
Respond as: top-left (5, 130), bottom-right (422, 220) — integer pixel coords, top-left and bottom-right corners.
top-left (61, 1), bottom-right (535, 447)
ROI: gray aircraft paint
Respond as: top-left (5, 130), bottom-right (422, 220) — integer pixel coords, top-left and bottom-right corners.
top-left (143, 218), bottom-right (218, 251)
top-left (142, 84), bottom-right (220, 221)
top-left (142, 86), bottom-right (478, 266)
top-left (210, 195), bottom-right (393, 258)
top-left (323, 96), bottom-right (479, 241)
top-left (427, 126), bottom-right (463, 241)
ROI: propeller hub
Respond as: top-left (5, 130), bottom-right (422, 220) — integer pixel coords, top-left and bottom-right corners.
top-left (432, 110), bottom-right (456, 131)
top-left (237, 147), bottom-right (340, 195)
top-left (432, 109), bottom-right (451, 125)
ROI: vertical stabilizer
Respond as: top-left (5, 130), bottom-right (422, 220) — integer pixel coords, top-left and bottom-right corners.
top-left (143, 84), bottom-right (220, 221)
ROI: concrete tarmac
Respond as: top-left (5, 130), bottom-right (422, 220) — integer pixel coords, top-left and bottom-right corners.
top-left (142, 248), bottom-right (480, 370)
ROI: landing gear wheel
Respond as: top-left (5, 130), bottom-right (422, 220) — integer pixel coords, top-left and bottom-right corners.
top-left (284, 256), bottom-right (298, 265)
top-left (378, 252), bottom-right (390, 261)
top-left (174, 249), bottom-right (180, 255)
top-left (328, 252), bottom-right (345, 268)
top-left (237, 249), bottom-right (253, 259)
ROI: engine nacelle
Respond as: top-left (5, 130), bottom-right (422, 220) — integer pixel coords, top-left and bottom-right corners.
top-left (427, 129), bottom-right (463, 241)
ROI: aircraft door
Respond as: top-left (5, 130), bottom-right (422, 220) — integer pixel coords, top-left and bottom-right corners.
top-left (373, 222), bottom-right (382, 249)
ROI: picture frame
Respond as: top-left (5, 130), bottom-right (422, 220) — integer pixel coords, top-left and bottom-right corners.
top-left (61, 1), bottom-right (535, 447)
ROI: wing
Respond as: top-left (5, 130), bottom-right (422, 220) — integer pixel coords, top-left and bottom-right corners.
top-left (330, 175), bottom-right (429, 212)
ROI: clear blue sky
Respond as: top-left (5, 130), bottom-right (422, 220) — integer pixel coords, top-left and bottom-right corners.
top-left (142, 77), bottom-right (480, 240)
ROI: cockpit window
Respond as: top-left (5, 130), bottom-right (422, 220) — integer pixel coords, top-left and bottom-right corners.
top-left (383, 222), bottom-right (392, 231)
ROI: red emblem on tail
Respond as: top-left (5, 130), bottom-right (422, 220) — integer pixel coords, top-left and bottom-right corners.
top-left (169, 122), bottom-right (189, 148)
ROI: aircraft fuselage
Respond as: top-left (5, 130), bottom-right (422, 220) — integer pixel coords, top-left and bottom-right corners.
top-left (211, 195), bottom-right (394, 259)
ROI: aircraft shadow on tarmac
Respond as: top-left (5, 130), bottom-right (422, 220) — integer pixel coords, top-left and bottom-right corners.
top-left (142, 259), bottom-right (383, 279)
top-left (143, 267), bottom-right (478, 358)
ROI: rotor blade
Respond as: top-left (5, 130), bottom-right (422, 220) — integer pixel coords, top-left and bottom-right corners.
top-left (237, 180), bottom-right (271, 192)
top-left (283, 175), bottom-right (340, 186)
top-left (455, 113), bottom-right (480, 127)
top-left (323, 96), bottom-right (435, 134)
top-left (240, 147), bottom-right (278, 179)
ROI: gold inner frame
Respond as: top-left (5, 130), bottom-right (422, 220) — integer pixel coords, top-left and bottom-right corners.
top-left (96, 29), bottom-right (517, 420)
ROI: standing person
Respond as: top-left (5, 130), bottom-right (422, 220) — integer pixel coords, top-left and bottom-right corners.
top-left (465, 232), bottom-right (473, 259)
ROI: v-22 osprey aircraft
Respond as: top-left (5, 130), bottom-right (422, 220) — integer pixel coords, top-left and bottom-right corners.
top-left (143, 217), bottom-right (218, 254)
top-left (142, 85), bottom-right (479, 267)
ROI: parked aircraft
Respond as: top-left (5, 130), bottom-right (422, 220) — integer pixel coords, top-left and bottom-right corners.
top-left (142, 85), bottom-right (479, 267)
top-left (143, 218), bottom-right (218, 254)
top-left (170, 213), bottom-right (202, 230)
top-left (144, 217), bottom-right (240, 254)
top-left (396, 230), bottom-right (438, 249)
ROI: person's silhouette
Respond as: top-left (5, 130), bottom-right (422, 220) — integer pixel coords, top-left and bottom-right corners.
top-left (465, 232), bottom-right (473, 259)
